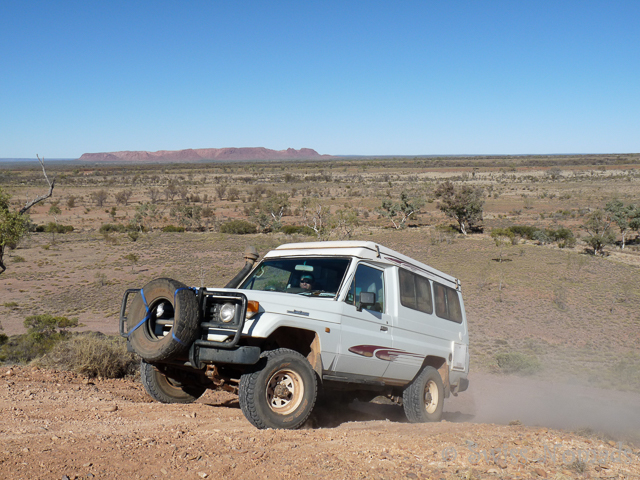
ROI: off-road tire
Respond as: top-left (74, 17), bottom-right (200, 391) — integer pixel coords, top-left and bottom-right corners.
top-left (239, 348), bottom-right (317, 430)
top-left (127, 278), bottom-right (199, 362)
top-left (402, 366), bottom-right (444, 423)
top-left (140, 360), bottom-right (206, 404)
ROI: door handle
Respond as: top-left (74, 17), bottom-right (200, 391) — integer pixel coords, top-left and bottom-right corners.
top-left (380, 326), bottom-right (388, 332)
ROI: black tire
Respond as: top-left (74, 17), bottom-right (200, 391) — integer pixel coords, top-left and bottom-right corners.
top-left (140, 360), bottom-right (206, 404)
top-left (402, 366), bottom-right (444, 423)
top-left (239, 348), bottom-right (317, 430)
top-left (127, 278), bottom-right (199, 362)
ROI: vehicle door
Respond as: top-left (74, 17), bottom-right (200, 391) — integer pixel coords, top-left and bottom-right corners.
top-left (387, 268), bottom-right (466, 382)
top-left (334, 262), bottom-right (393, 378)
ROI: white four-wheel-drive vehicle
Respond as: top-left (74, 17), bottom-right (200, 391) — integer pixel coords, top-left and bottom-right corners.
top-left (120, 241), bottom-right (469, 429)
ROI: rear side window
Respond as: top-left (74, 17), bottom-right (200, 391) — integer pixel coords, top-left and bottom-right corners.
top-left (433, 282), bottom-right (463, 323)
top-left (399, 269), bottom-right (433, 314)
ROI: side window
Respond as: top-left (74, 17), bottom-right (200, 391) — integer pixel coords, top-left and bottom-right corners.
top-left (433, 282), bottom-right (463, 323)
top-left (399, 269), bottom-right (433, 314)
top-left (344, 264), bottom-right (385, 312)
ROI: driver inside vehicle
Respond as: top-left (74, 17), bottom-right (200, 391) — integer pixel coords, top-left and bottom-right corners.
top-left (299, 274), bottom-right (315, 291)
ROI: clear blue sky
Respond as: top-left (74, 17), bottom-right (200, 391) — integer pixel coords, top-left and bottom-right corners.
top-left (1, 0), bottom-right (639, 158)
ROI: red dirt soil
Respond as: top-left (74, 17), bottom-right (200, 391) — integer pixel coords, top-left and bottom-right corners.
top-left (1, 367), bottom-right (638, 479)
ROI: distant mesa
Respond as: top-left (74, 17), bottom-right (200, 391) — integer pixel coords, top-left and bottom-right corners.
top-left (78, 147), bottom-right (332, 163)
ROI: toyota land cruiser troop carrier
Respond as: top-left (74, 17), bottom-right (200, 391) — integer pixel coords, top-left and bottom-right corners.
top-left (120, 241), bottom-right (469, 429)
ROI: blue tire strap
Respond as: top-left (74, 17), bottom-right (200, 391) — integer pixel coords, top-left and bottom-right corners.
top-left (127, 288), bottom-right (151, 337)
top-left (127, 287), bottom-right (196, 347)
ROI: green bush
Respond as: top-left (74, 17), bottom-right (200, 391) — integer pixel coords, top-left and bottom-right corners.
top-left (35, 222), bottom-right (74, 233)
top-left (33, 333), bottom-right (138, 379)
top-left (162, 225), bottom-right (185, 232)
top-left (495, 352), bottom-right (541, 375)
top-left (0, 333), bottom-right (8, 346)
top-left (546, 227), bottom-right (576, 248)
top-left (99, 223), bottom-right (126, 234)
top-left (220, 219), bottom-right (257, 235)
top-left (505, 224), bottom-right (575, 247)
top-left (281, 225), bottom-right (316, 236)
top-left (507, 225), bottom-right (539, 240)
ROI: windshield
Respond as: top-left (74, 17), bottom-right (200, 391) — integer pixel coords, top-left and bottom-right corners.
top-left (240, 257), bottom-right (351, 298)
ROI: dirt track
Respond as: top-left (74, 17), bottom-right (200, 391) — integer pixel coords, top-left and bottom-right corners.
top-left (1, 366), bottom-right (639, 480)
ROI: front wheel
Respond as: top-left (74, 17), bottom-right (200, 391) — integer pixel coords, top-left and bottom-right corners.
top-left (402, 366), bottom-right (444, 423)
top-left (140, 360), bottom-right (206, 404)
top-left (239, 348), bottom-right (317, 429)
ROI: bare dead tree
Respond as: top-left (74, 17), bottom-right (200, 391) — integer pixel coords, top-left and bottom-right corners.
top-left (1, 155), bottom-right (55, 275)
top-left (19, 155), bottom-right (56, 214)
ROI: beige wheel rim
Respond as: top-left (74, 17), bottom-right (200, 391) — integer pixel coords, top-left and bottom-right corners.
top-left (266, 369), bottom-right (304, 415)
top-left (424, 379), bottom-right (439, 414)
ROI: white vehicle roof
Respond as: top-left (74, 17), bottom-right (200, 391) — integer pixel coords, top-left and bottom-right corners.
top-left (265, 241), bottom-right (460, 289)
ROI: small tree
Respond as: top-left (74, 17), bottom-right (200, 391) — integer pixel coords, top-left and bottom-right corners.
top-left (491, 228), bottom-right (515, 263)
top-left (434, 181), bottom-right (484, 235)
top-left (377, 191), bottom-right (424, 230)
top-left (258, 192), bottom-right (290, 231)
top-left (164, 182), bottom-right (179, 201)
top-left (227, 187), bottom-right (240, 202)
top-left (215, 184), bottom-right (228, 201)
top-left (630, 206), bottom-right (640, 242)
top-left (605, 199), bottom-right (637, 249)
top-left (301, 199), bottom-right (332, 240)
top-left (124, 253), bottom-right (139, 271)
top-left (333, 207), bottom-right (360, 239)
top-left (91, 189), bottom-right (108, 207)
top-left (147, 187), bottom-right (161, 204)
top-left (582, 209), bottom-right (615, 255)
top-left (114, 189), bottom-right (133, 206)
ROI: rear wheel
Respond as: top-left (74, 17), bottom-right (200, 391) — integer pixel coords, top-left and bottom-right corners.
top-left (402, 366), bottom-right (444, 423)
top-left (239, 348), bottom-right (317, 429)
top-left (140, 360), bottom-right (206, 404)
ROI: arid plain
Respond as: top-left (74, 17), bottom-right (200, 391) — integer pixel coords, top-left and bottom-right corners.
top-left (1, 155), bottom-right (640, 479)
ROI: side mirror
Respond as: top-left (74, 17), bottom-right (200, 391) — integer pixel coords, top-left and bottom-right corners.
top-left (357, 292), bottom-right (376, 312)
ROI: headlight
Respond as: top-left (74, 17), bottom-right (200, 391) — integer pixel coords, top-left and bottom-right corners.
top-left (219, 303), bottom-right (236, 323)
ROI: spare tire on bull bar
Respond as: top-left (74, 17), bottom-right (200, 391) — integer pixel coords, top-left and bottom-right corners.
top-left (127, 278), bottom-right (200, 362)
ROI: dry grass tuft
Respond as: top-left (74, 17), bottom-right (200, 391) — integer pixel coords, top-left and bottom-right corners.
top-left (34, 333), bottom-right (137, 379)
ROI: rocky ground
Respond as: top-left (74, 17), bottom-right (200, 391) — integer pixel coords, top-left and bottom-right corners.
top-left (1, 366), bottom-right (639, 480)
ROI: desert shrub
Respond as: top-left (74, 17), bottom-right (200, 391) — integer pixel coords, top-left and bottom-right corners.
top-left (99, 223), bottom-right (126, 234)
top-left (0, 334), bottom-right (7, 346)
top-left (127, 231), bottom-right (139, 242)
top-left (508, 225), bottom-right (539, 240)
top-left (220, 219), bottom-right (257, 235)
top-left (281, 225), bottom-right (315, 236)
top-left (546, 227), bottom-right (576, 248)
top-left (12, 256), bottom-right (25, 263)
top-left (495, 352), bottom-right (541, 375)
top-left (201, 206), bottom-right (214, 218)
top-left (48, 203), bottom-right (61, 215)
top-left (1, 313), bottom-right (79, 364)
top-left (531, 230), bottom-right (550, 244)
top-left (33, 333), bottom-right (137, 379)
top-left (162, 225), bottom-right (185, 232)
top-left (24, 314), bottom-right (78, 341)
top-left (35, 222), bottom-right (74, 233)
